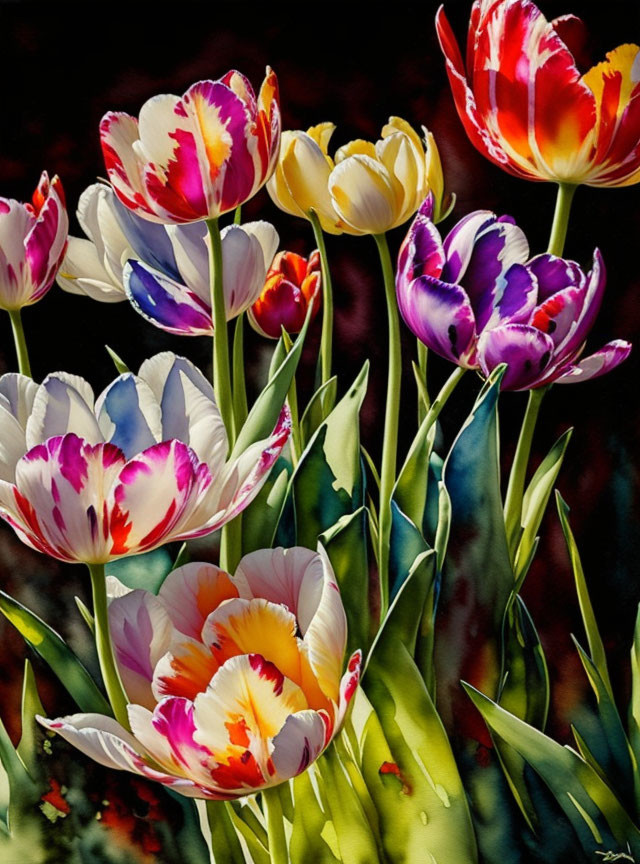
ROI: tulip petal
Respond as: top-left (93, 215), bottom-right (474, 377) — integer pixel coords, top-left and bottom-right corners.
top-left (0, 373), bottom-right (38, 428)
top-left (158, 561), bottom-right (238, 640)
top-left (57, 237), bottom-right (125, 302)
top-left (124, 259), bottom-right (213, 336)
top-left (165, 220), bottom-right (210, 303)
top-left (397, 273), bottom-right (477, 366)
top-left (100, 112), bottom-right (157, 220)
top-left (328, 155), bottom-right (397, 234)
top-left (95, 374), bottom-right (162, 459)
top-left (397, 196), bottom-right (445, 285)
top-left (110, 190), bottom-right (181, 281)
top-left (109, 589), bottom-right (173, 709)
top-left (193, 653), bottom-right (308, 790)
top-left (152, 637), bottom-right (219, 701)
top-left (270, 710), bottom-right (328, 779)
top-left (37, 712), bottom-right (146, 773)
top-left (281, 133), bottom-right (341, 234)
top-left (554, 340), bottom-right (632, 383)
top-left (477, 323), bottom-right (555, 390)
top-left (138, 353), bottom-right (227, 469)
top-left (25, 374), bottom-right (101, 448)
top-left (527, 253), bottom-right (586, 302)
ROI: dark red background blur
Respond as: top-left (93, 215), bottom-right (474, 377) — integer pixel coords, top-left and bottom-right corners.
top-left (0, 0), bottom-right (638, 746)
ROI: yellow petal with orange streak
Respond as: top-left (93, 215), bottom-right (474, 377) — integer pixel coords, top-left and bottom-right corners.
top-left (582, 43), bottom-right (640, 118)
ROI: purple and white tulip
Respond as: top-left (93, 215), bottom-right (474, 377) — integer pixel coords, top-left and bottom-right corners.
top-left (0, 353), bottom-right (289, 563)
top-left (57, 183), bottom-right (279, 335)
top-left (396, 197), bottom-right (631, 390)
top-left (0, 172), bottom-right (68, 311)
top-left (38, 548), bottom-right (361, 799)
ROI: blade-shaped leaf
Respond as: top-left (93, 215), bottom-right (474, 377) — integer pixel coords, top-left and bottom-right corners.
top-left (392, 413), bottom-right (437, 533)
top-left (0, 590), bottom-right (111, 715)
top-left (301, 377), bottom-right (338, 447)
top-left (571, 638), bottom-right (635, 811)
top-left (290, 768), bottom-right (341, 864)
top-left (464, 684), bottom-right (640, 858)
top-left (233, 299), bottom-right (313, 459)
top-left (556, 492), bottom-right (613, 700)
top-left (17, 660), bottom-right (45, 783)
top-left (514, 429), bottom-right (572, 577)
top-left (389, 501), bottom-right (429, 601)
top-left (321, 507), bottom-right (374, 657)
top-left (285, 363), bottom-right (368, 549)
top-left (435, 368), bottom-right (513, 733)
top-left (242, 458), bottom-right (291, 554)
top-left (105, 344), bottom-right (130, 374)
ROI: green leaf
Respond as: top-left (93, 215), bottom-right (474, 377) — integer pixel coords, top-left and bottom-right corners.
top-left (0, 590), bottom-right (111, 715)
top-left (320, 507), bottom-right (374, 657)
top-left (227, 801), bottom-right (271, 864)
top-left (242, 458), bottom-right (291, 554)
top-left (392, 412), bottom-right (437, 532)
top-left (233, 301), bottom-right (313, 459)
top-left (389, 502), bottom-right (429, 601)
top-left (630, 604), bottom-right (640, 812)
top-left (362, 644), bottom-right (478, 863)
top-left (464, 684), bottom-right (640, 858)
top-left (290, 768), bottom-right (341, 864)
top-left (301, 377), bottom-right (338, 447)
top-left (74, 596), bottom-right (94, 635)
top-left (435, 367), bottom-right (513, 729)
top-left (105, 344), bottom-right (130, 374)
top-left (17, 660), bottom-right (45, 783)
top-left (514, 429), bottom-right (572, 577)
top-left (172, 542), bottom-right (190, 571)
top-left (494, 596), bottom-right (550, 831)
top-left (433, 481), bottom-right (451, 572)
top-left (286, 363), bottom-right (369, 549)
top-left (571, 638), bottom-right (635, 810)
top-left (205, 800), bottom-right (245, 864)
top-left (0, 712), bottom-right (40, 832)
top-left (316, 745), bottom-right (381, 864)
top-left (107, 547), bottom-right (173, 594)
top-left (556, 492), bottom-right (613, 700)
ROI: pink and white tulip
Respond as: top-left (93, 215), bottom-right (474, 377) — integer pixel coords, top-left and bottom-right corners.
top-left (39, 547), bottom-right (362, 799)
top-left (0, 172), bottom-right (68, 310)
top-left (100, 69), bottom-right (281, 225)
top-left (0, 353), bottom-right (289, 563)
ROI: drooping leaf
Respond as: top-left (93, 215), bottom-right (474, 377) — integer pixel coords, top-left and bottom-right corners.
top-left (464, 684), bottom-right (640, 859)
top-left (320, 507), bottom-right (374, 657)
top-left (242, 458), bottom-right (292, 554)
top-left (514, 429), bottom-right (572, 577)
top-left (0, 591), bottom-right (110, 715)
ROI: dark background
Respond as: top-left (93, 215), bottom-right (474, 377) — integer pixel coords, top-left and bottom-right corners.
top-left (0, 0), bottom-right (638, 745)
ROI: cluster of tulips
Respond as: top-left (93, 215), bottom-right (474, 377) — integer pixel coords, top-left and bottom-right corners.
top-left (0, 1), bottom-right (639, 862)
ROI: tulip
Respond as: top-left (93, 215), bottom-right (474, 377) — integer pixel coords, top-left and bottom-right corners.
top-left (100, 69), bottom-right (281, 225)
top-left (58, 184), bottom-right (279, 335)
top-left (0, 352), bottom-right (290, 563)
top-left (0, 172), bottom-right (68, 376)
top-left (0, 172), bottom-right (68, 310)
top-left (436, 0), bottom-right (640, 188)
top-left (38, 547), bottom-right (362, 800)
top-left (268, 119), bottom-right (451, 236)
top-left (396, 197), bottom-right (631, 391)
top-left (248, 250), bottom-right (321, 339)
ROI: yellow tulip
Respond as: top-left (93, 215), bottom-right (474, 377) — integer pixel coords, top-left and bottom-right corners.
top-left (267, 118), bottom-right (451, 236)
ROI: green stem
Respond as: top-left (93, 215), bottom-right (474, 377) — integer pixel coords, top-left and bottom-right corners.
top-left (87, 563), bottom-right (129, 729)
top-left (8, 308), bottom-right (32, 377)
top-left (417, 340), bottom-right (429, 422)
top-left (262, 786), bottom-right (289, 864)
top-left (282, 330), bottom-right (301, 467)
top-left (309, 209), bottom-right (333, 386)
top-left (206, 217), bottom-right (234, 449)
top-left (233, 204), bottom-right (242, 225)
top-left (547, 183), bottom-right (577, 257)
top-left (503, 386), bottom-right (548, 559)
top-left (373, 232), bottom-right (402, 617)
top-left (232, 314), bottom-right (248, 433)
